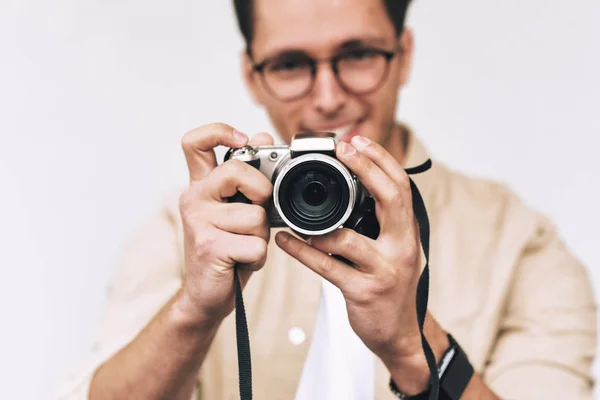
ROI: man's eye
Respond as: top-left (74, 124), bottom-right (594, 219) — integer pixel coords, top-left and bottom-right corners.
top-left (269, 60), bottom-right (310, 72)
top-left (345, 49), bottom-right (377, 61)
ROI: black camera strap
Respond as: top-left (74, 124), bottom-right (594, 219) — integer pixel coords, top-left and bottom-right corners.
top-left (233, 159), bottom-right (438, 400)
top-left (234, 270), bottom-right (253, 399)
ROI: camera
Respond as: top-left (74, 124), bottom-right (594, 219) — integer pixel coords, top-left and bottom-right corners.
top-left (224, 132), bottom-right (380, 239)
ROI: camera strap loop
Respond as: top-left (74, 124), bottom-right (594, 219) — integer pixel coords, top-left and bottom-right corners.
top-left (233, 159), bottom-right (438, 400)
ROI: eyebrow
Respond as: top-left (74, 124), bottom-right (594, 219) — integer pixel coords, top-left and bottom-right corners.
top-left (257, 36), bottom-right (392, 63)
top-left (339, 37), bottom-right (390, 50)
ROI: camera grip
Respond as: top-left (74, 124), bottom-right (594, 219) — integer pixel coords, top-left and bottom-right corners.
top-left (333, 197), bottom-right (380, 266)
top-left (225, 151), bottom-right (261, 205)
top-left (345, 197), bottom-right (380, 239)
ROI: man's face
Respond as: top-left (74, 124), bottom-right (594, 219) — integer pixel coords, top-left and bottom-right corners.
top-left (242, 0), bottom-right (413, 146)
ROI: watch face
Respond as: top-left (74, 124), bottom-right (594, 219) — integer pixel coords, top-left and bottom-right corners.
top-left (438, 346), bottom-right (457, 377)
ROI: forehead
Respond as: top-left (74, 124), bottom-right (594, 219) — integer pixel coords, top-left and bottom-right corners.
top-left (252, 0), bottom-right (396, 58)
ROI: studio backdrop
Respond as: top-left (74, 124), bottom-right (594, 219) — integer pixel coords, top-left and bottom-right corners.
top-left (0, 0), bottom-right (598, 399)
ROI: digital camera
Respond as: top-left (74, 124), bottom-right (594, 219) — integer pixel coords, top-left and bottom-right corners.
top-left (225, 132), bottom-right (380, 238)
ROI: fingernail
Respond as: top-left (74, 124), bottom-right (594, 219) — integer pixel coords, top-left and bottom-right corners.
top-left (340, 142), bottom-right (356, 157)
top-left (233, 128), bottom-right (248, 143)
top-left (352, 135), bottom-right (370, 149)
top-left (307, 237), bottom-right (313, 245)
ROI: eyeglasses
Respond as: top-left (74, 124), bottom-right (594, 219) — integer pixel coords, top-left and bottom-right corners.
top-left (250, 44), bottom-right (401, 102)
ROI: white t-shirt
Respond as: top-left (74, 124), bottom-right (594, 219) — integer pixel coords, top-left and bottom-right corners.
top-left (294, 278), bottom-right (375, 399)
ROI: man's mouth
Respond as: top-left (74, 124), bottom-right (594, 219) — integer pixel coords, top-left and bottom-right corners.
top-left (307, 118), bottom-right (364, 143)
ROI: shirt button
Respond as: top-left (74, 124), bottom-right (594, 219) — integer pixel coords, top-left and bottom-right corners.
top-left (288, 327), bottom-right (306, 345)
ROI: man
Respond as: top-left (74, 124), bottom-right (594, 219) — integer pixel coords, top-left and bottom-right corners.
top-left (57, 0), bottom-right (597, 399)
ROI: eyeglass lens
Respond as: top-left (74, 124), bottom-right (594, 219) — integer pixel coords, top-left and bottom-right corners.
top-left (259, 48), bottom-right (392, 101)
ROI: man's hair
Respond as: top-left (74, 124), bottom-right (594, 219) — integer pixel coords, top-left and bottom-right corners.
top-left (233, 0), bottom-right (412, 56)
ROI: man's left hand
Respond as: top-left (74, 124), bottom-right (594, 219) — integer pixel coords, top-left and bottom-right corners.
top-left (276, 134), bottom-right (502, 398)
top-left (275, 135), bottom-right (444, 392)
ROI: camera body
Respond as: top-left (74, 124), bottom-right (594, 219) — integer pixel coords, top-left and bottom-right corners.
top-left (225, 132), bottom-right (380, 238)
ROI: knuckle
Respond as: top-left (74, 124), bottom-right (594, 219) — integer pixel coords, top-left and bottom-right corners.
top-left (338, 229), bottom-right (357, 251)
top-left (397, 173), bottom-right (411, 189)
top-left (179, 182), bottom-right (207, 213)
top-left (362, 158), bottom-right (375, 175)
top-left (250, 206), bottom-right (268, 226)
top-left (388, 185), bottom-right (404, 205)
top-left (368, 142), bottom-right (383, 157)
top-left (223, 159), bottom-right (248, 177)
top-left (260, 225), bottom-right (271, 243)
top-left (400, 241), bottom-right (420, 265)
top-left (178, 187), bottom-right (197, 213)
top-left (352, 281), bottom-right (380, 303)
top-left (179, 190), bottom-right (192, 213)
top-left (181, 123), bottom-right (231, 151)
top-left (382, 269), bottom-right (399, 289)
top-left (318, 255), bottom-right (335, 275)
top-left (180, 132), bottom-right (196, 152)
top-left (214, 164), bottom-right (240, 187)
top-left (193, 236), bottom-right (216, 258)
top-left (367, 275), bottom-right (396, 297)
top-left (287, 238), bottom-right (303, 256)
top-left (261, 180), bottom-right (274, 198)
top-left (229, 159), bottom-right (247, 172)
top-left (252, 238), bottom-right (268, 259)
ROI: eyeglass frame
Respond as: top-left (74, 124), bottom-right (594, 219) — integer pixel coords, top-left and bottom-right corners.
top-left (249, 42), bottom-right (402, 102)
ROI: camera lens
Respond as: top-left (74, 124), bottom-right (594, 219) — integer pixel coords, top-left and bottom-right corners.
top-left (302, 181), bottom-right (328, 206)
top-left (277, 160), bottom-right (351, 233)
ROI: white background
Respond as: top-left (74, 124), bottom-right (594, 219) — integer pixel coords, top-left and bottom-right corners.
top-left (1, 0), bottom-right (599, 398)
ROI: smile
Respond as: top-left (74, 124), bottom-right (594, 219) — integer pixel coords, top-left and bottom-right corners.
top-left (308, 118), bottom-right (364, 143)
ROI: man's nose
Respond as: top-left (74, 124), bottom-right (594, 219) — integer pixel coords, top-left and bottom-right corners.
top-left (310, 64), bottom-right (347, 117)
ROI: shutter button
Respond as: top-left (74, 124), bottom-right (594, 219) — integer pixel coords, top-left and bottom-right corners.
top-left (288, 327), bottom-right (306, 345)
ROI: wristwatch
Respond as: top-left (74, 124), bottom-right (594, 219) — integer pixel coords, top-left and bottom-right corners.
top-left (389, 334), bottom-right (474, 400)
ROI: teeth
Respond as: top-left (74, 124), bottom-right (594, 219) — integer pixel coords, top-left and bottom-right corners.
top-left (329, 124), bottom-right (355, 138)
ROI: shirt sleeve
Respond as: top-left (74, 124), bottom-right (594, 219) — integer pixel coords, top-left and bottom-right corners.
top-left (53, 191), bottom-right (192, 399)
top-left (484, 213), bottom-right (597, 399)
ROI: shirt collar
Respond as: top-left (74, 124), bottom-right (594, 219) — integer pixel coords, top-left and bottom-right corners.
top-left (398, 122), bottom-right (442, 213)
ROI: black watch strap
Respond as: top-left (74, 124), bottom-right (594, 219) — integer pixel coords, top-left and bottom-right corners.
top-left (389, 333), bottom-right (474, 400)
top-left (439, 334), bottom-right (473, 399)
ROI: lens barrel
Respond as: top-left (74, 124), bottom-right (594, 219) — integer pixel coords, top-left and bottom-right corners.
top-left (274, 154), bottom-right (356, 235)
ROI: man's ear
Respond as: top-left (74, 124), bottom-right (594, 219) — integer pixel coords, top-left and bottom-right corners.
top-left (241, 50), bottom-right (264, 106)
top-left (396, 27), bottom-right (414, 89)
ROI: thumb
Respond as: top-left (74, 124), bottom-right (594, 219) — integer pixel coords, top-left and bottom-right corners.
top-left (249, 132), bottom-right (275, 146)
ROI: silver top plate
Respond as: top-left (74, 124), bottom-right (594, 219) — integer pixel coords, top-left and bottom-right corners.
top-left (290, 132), bottom-right (338, 154)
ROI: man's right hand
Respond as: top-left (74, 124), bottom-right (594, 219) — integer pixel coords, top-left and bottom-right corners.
top-left (176, 123), bottom-right (275, 326)
top-left (87, 123), bottom-right (275, 400)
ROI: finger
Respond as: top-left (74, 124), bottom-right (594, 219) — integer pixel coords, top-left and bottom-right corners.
top-left (275, 231), bottom-right (360, 290)
top-left (336, 142), bottom-right (400, 208)
top-left (308, 228), bottom-right (381, 273)
top-left (336, 141), bottom-right (414, 239)
top-left (214, 230), bottom-right (268, 271)
top-left (249, 132), bottom-right (275, 147)
top-left (212, 203), bottom-right (270, 240)
top-left (351, 135), bottom-right (409, 189)
top-left (181, 123), bottom-right (249, 182)
top-left (351, 137), bottom-right (420, 244)
top-left (203, 159), bottom-right (273, 204)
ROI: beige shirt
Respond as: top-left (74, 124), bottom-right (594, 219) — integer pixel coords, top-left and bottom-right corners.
top-left (56, 128), bottom-right (597, 400)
